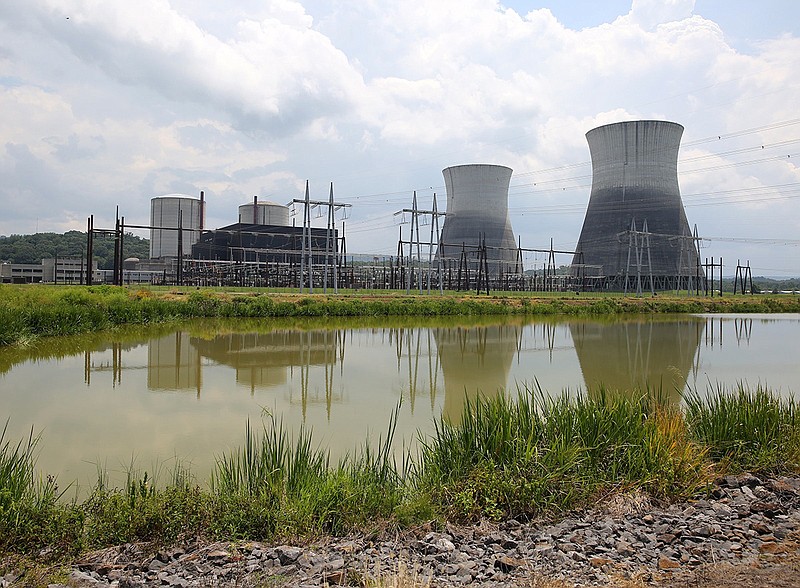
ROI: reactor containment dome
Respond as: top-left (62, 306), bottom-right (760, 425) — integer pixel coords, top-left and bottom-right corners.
top-left (150, 194), bottom-right (203, 259)
top-left (571, 120), bottom-right (701, 290)
top-left (238, 198), bottom-right (291, 227)
top-left (437, 164), bottom-right (517, 276)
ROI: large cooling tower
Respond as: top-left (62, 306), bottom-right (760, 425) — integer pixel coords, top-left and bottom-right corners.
top-left (438, 164), bottom-right (517, 275)
top-left (150, 194), bottom-right (202, 259)
top-left (572, 121), bottom-right (700, 289)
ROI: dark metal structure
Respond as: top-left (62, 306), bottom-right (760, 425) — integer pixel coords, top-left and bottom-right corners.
top-left (191, 223), bottom-right (335, 264)
top-left (571, 120), bottom-right (702, 291)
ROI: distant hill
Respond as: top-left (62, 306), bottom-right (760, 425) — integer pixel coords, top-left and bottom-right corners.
top-left (0, 231), bottom-right (150, 270)
top-left (740, 276), bottom-right (800, 294)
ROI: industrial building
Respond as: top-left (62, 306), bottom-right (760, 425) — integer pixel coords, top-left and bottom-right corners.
top-left (1, 258), bottom-right (100, 284)
top-left (190, 196), bottom-right (334, 263)
top-left (437, 164), bottom-right (518, 277)
top-left (571, 120), bottom-right (702, 291)
top-left (191, 223), bottom-right (335, 264)
top-left (110, 120), bottom-right (715, 292)
top-left (149, 194), bottom-right (204, 259)
top-left (238, 198), bottom-right (291, 226)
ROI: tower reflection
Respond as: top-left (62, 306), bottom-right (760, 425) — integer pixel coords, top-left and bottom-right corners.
top-left (433, 324), bottom-right (523, 422)
top-left (569, 318), bottom-right (705, 400)
top-left (189, 330), bottom-right (343, 417)
top-left (148, 332), bottom-right (201, 394)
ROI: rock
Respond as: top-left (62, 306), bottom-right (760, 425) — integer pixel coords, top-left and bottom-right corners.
top-left (206, 549), bottom-right (231, 561)
top-left (751, 521), bottom-right (772, 535)
top-left (658, 532), bottom-right (678, 544)
top-left (163, 575), bottom-right (188, 587)
top-left (615, 540), bottom-right (635, 557)
top-left (494, 555), bottom-right (526, 572)
top-left (658, 557), bottom-right (681, 570)
top-left (68, 570), bottom-right (105, 587)
top-left (723, 475), bottom-right (741, 488)
top-left (325, 557), bottom-right (345, 571)
top-left (322, 569), bottom-right (346, 585)
top-left (751, 502), bottom-right (784, 517)
top-left (5, 474), bottom-right (796, 588)
top-left (759, 542), bottom-right (789, 555)
top-left (275, 545), bottom-right (303, 564)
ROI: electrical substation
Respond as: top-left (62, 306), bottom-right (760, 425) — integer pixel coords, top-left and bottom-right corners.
top-left (83, 119), bottom-right (750, 295)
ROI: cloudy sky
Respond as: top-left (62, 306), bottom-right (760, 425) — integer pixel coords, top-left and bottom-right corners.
top-left (1, 0), bottom-right (799, 276)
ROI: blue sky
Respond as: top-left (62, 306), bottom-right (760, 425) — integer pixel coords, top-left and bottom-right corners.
top-left (1, 0), bottom-right (798, 276)
top-left (517, 1), bottom-right (800, 42)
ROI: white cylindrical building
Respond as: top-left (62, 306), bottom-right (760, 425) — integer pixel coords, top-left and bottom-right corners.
top-left (437, 164), bottom-right (517, 275)
top-left (238, 198), bottom-right (291, 226)
top-left (150, 194), bottom-right (203, 259)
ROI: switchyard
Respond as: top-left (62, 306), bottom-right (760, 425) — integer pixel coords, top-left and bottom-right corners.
top-left (82, 119), bottom-right (740, 295)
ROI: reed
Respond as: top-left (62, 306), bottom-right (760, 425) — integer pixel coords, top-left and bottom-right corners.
top-left (684, 384), bottom-right (800, 473)
top-left (0, 421), bottom-right (72, 553)
top-left (211, 410), bottom-right (405, 539)
top-left (0, 383), bottom-right (797, 557)
top-left (81, 467), bottom-right (209, 547)
top-left (415, 384), bottom-right (709, 520)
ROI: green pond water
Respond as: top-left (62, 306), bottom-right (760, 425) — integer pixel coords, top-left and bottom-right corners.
top-left (0, 313), bottom-right (797, 491)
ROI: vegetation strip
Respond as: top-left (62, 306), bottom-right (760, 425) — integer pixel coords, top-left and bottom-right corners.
top-left (1, 284), bottom-right (799, 346)
top-left (1, 385), bottom-right (798, 561)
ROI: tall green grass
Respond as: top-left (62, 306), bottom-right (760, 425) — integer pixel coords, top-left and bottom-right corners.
top-left (1, 384), bottom-right (798, 558)
top-left (684, 384), bottom-right (799, 472)
top-left (0, 421), bottom-right (78, 553)
top-left (415, 385), bottom-right (709, 520)
top-left (2, 284), bottom-right (799, 346)
top-left (212, 410), bottom-right (406, 538)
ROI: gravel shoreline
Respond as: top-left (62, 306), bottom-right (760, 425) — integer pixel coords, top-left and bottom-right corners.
top-left (6, 473), bottom-right (799, 588)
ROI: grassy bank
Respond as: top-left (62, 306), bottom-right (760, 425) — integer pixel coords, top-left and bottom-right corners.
top-left (1, 384), bottom-right (798, 559)
top-left (1, 284), bottom-right (798, 346)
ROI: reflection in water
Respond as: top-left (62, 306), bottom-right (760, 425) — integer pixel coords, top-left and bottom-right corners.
top-left (433, 324), bottom-right (522, 422)
top-left (148, 333), bottom-right (201, 394)
top-left (191, 331), bottom-right (343, 417)
top-left (390, 328), bottom-right (442, 414)
top-left (570, 318), bottom-right (705, 399)
top-left (2, 314), bottom-right (797, 492)
top-left (59, 316), bottom-right (759, 412)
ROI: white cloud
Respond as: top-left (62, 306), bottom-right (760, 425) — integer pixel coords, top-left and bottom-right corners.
top-left (0, 0), bottom-right (798, 274)
top-left (629, 0), bottom-right (695, 31)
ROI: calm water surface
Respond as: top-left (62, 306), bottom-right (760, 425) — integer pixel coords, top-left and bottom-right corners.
top-left (0, 314), bottom-right (797, 490)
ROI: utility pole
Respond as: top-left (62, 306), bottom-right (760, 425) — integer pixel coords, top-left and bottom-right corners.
top-left (292, 181), bottom-right (351, 294)
top-left (394, 193), bottom-right (446, 295)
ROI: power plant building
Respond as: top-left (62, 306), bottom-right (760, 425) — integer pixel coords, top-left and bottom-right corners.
top-left (238, 198), bottom-right (291, 226)
top-left (437, 164), bottom-right (517, 276)
top-left (150, 194), bottom-right (203, 259)
top-left (572, 120), bottom-right (701, 290)
top-left (191, 195), bottom-right (336, 263)
top-left (191, 223), bottom-right (336, 263)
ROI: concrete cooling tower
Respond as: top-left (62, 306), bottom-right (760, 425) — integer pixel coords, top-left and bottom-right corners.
top-left (572, 121), bottom-right (700, 290)
top-left (438, 164), bottom-right (517, 276)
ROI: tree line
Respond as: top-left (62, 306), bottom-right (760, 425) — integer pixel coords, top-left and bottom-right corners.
top-left (0, 231), bottom-right (150, 270)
